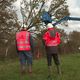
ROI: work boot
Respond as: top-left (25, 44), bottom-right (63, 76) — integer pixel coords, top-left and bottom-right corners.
top-left (57, 65), bottom-right (62, 75)
top-left (28, 65), bottom-right (32, 75)
top-left (20, 65), bottom-right (26, 75)
top-left (47, 75), bottom-right (52, 80)
top-left (21, 70), bottom-right (26, 75)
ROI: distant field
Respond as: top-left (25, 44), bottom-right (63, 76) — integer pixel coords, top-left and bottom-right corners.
top-left (0, 53), bottom-right (80, 80)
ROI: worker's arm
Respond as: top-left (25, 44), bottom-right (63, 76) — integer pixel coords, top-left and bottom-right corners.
top-left (15, 39), bottom-right (19, 54)
top-left (30, 35), bottom-right (35, 54)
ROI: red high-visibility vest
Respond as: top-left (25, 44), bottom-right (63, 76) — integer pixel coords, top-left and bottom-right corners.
top-left (16, 31), bottom-right (31, 51)
top-left (43, 28), bottom-right (61, 46)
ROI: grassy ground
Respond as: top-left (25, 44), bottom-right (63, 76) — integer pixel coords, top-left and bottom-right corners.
top-left (0, 53), bottom-right (80, 80)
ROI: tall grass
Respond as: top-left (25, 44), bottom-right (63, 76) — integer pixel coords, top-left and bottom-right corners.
top-left (0, 53), bottom-right (80, 80)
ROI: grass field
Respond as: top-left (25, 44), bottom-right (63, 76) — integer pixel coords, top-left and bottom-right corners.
top-left (0, 53), bottom-right (80, 80)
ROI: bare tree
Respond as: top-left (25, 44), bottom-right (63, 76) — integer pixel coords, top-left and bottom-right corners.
top-left (20, 0), bottom-right (69, 31)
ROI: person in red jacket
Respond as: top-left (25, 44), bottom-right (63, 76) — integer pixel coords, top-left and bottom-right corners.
top-left (42, 23), bottom-right (61, 78)
top-left (16, 27), bottom-right (34, 74)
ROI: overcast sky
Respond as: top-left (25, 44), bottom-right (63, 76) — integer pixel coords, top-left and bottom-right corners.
top-left (13, 0), bottom-right (80, 32)
top-left (66, 0), bottom-right (80, 32)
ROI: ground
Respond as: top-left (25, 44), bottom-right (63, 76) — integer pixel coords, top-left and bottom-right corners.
top-left (0, 53), bottom-right (80, 80)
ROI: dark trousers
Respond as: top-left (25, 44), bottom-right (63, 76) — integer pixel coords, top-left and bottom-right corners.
top-left (46, 53), bottom-right (60, 66)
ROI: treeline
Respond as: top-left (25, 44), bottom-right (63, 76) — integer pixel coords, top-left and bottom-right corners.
top-left (1, 0), bottom-right (78, 60)
top-left (0, 30), bottom-right (80, 60)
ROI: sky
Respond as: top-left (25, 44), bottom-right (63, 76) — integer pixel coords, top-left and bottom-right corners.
top-left (66, 0), bottom-right (80, 32)
top-left (13, 0), bottom-right (80, 33)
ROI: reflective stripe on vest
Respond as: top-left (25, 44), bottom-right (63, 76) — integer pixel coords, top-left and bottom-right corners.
top-left (46, 38), bottom-right (59, 46)
top-left (16, 31), bottom-right (31, 51)
top-left (17, 45), bottom-right (31, 50)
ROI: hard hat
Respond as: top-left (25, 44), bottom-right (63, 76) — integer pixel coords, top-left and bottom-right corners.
top-left (20, 26), bottom-right (27, 31)
top-left (47, 23), bottom-right (53, 28)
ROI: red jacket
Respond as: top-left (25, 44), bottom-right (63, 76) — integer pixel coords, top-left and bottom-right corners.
top-left (16, 31), bottom-right (31, 51)
top-left (43, 28), bottom-right (61, 46)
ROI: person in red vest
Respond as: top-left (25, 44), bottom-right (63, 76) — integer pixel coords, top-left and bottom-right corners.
top-left (42, 23), bottom-right (61, 77)
top-left (16, 27), bottom-right (34, 74)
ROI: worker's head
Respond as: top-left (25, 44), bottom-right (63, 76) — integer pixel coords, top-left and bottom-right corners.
top-left (20, 27), bottom-right (27, 31)
top-left (47, 23), bottom-right (53, 28)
